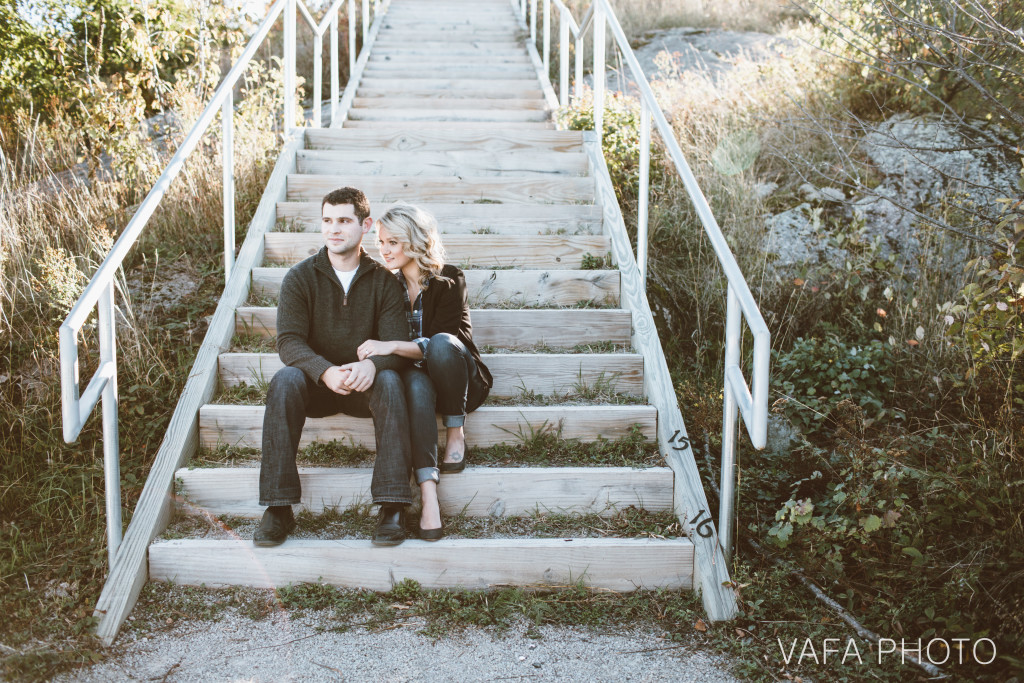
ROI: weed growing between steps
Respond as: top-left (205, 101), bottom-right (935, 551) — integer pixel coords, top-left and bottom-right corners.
top-left (191, 425), bottom-right (660, 469)
top-left (479, 341), bottom-right (629, 354)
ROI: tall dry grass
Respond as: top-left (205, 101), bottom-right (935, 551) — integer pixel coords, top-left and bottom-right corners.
top-left (0, 58), bottom-right (281, 678)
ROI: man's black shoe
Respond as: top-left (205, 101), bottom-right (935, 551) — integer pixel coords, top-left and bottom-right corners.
top-left (372, 504), bottom-right (407, 546)
top-left (253, 505), bottom-right (295, 547)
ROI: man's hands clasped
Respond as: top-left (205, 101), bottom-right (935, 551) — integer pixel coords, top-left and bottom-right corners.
top-left (320, 359), bottom-right (377, 395)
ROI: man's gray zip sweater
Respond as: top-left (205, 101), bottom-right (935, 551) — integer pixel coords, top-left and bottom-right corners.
top-left (276, 247), bottom-right (409, 384)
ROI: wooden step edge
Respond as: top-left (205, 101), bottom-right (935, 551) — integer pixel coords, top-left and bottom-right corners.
top-left (198, 404), bottom-right (658, 450)
top-left (234, 307), bottom-right (634, 347)
top-left (149, 537), bottom-right (694, 591)
top-left (218, 352), bottom-right (644, 397)
top-left (175, 466), bottom-right (674, 518)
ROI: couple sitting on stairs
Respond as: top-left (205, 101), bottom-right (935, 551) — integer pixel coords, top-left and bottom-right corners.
top-left (254, 186), bottom-right (493, 547)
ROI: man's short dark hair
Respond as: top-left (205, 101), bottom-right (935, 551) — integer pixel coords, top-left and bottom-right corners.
top-left (321, 187), bottom-right (371, 223)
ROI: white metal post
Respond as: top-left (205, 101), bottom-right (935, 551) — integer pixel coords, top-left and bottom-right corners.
top-left (593, 3), bottom-right (605, 146)
top-left (529, 0), bottom-right (536, 44)
top-left (284, 0), bottom-right (296, 131)
top-left (575, 36), bottom-right (583, 102)
top-left (520, 0), bottom-right (526, 22)
top-left (313, 31), bottom-right (323, 127)
top-left (559, 8), bottom-right (568, 105)
top-left (348, 0), bottom-right (356, 79)
top-left (98, 282), bottom-right (122, 567)
top-left (638, 99), bottom-right (650, 288)
top-left (222, 90), bottom-right (234, 281)
top-left (331, 13), bottom-right (339, 125)
top-left (720, 285), bottom-right (741, 563)
top-left (542, 0), bottom-right (550, 78)
top-left (362, 0), bottom-right (369, 47)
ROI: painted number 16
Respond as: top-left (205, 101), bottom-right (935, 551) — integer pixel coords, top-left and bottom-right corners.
top-left (689, 509), bottom-right (714, 538)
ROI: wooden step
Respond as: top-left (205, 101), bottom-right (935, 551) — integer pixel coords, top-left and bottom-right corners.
top-left (351, 97), bottom-right (545, 110)
top-left (295, 149), bottom-right (585, 177)
top-left (346, 108), bottom-right (549, 123)
top-left (176, 466), bottom-right (673, 517)
top-left (149, 538), bottom-right (694, 591)
top-left (304, 128), bottom-right (583, 153)
top-left (236, 308), bottom-right (633, 347)
top-left (359, 78), bottom-right (539, 91)
top-left (219, 352), bottom-right (644, 397)
top-left (252, 268), bottom-right (620, 306)
top-left (368, 56), bottom-right (532, 67)
top-left (199, 404), bottom-right (657, 450)
top-left (369, 48), bottom-right (529, 59)
top-left (357, 87), bottom-right (544, 99)
top-left (361, 68), bottom-right (537, 81)
top-left (342, 121), bottom-right (556, 130)
top-left (286, 174), bottom-right (593, 203)
top-left (263, 234), bottom-right (608, 269)
top-left (277, 201), bottom-right (601, 233)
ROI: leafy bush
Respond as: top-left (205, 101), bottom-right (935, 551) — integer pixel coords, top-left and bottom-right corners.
top-left (773, 326), bottom-right (899, 431)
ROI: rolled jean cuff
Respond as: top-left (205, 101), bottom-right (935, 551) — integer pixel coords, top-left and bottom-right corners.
top-left (259, 492), bottom-right (301, 507)
top-left (415, 467), bottom-right (440, 484)
top-left (373, 495), bottom-right (412, 506)
top-left (442, 413), bottom-right (466, 428)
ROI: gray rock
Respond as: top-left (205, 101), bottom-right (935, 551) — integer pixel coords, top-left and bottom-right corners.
top-left (597, 27), bottom-right (798, 93)
top-left (762, 203), bottom-right (844, 268)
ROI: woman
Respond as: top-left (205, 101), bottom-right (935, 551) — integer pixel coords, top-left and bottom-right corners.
top-left (357, 203), bottom-right (492, 541)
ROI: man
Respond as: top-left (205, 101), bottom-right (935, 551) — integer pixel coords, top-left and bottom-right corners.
top-left (255, 186), bottom-right (413, 547)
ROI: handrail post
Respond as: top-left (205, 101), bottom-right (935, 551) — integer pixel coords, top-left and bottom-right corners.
top-left (222, 90), bottom-right (234, 281)
top-left (530, 0), bottom-right (537, 45)
top-left (362, 0), bottom-right (369, 47)
top-left (542, 0), bottom-right (550, 78)
top-left (593, 2), bottom-right (605, 146)
top-left (719, 285), bottom-right (741, 563)
top-left (284, 0), bottom-right (296, 131)
top-left (348, 0), bottom-right (356, 80)
top-left (574, 34), bottom-right (583, 102)
top-left (313, 30), bottom-right (323, 127)
top-left (638, 99), bottom-right (650, 288)
top-left (559, 7), bottom-right (569, 105)
top-left (331, 13), bottom-right (340, 125)
top-left (98, 282), bottom-right (122, 566)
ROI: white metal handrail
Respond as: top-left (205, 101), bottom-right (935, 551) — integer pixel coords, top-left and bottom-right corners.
top-left (525, 0), bottom-right (770, 561)
top-left (59, 0), bottom-right (382, 568)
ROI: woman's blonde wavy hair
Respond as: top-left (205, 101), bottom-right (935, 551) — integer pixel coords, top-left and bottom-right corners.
top-left (375, 202), bottom-right (447, 288)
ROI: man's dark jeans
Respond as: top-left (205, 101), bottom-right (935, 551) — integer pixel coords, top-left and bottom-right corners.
top-left (259, 366), bottom-right (412, 506)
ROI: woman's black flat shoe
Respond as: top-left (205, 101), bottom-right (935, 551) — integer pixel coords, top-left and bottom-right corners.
top-left (418, 523), bottom-right (444, 541)
top-left (440, 452), bottom-right (466, 473)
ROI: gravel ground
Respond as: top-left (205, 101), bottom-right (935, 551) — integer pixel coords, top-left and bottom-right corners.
top-left (54, 611), bottom-right (741, 682)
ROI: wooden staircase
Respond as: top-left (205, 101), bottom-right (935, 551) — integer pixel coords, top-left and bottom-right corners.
top-left (145, 0), bottom-right (712, 607)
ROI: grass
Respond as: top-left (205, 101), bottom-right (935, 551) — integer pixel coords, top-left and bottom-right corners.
top-left (0, 41), bottom-right (281, 680)
top-left (162, 504), bottom-right (680, 542)
top-left (191, 426), bottom-right (660, 469)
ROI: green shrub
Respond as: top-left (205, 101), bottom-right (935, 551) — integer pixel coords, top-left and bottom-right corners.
top-left (773, 326), bottom-right (900, 431)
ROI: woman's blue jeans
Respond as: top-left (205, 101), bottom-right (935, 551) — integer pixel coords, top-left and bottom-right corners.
top-left (404, 333), bottom-right (489, 483)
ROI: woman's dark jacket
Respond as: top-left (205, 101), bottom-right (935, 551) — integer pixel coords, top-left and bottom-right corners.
top-left (421, 264), bottom-right (493, 409)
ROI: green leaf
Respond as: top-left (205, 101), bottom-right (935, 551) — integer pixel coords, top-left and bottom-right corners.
top-left (902, 546), bottom-right (923, 560)
top-left (860, 514), bottom-right (882, 532)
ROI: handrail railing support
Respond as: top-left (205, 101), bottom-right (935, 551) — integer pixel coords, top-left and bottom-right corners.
top-left (638, 99), bottom-right (650, 287)
top-left (222, 90), bottom-right (235, 281)
top-left (284, 0), bottom-right (296, 131)
top-left (592, 4), bottom-right (605, 146)
top-left (720, 285), bottom-right (741, 562)
top-left (558, 7), bottom-right (569, 105)
top-left (98, 282), bottom-right (122, 567)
